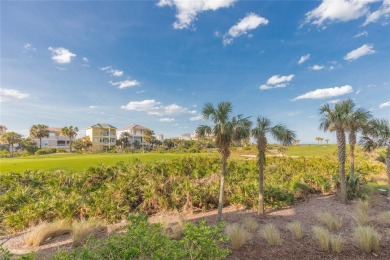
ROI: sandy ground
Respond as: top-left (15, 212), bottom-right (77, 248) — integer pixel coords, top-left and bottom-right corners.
top-left (1, 193), bottom-right (389, 259)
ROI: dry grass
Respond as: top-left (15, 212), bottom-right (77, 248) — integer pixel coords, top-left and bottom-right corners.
top-left (315, 211), bottom-right (342, 231)
top-left (353, 226), bottom-right (381, 253)
top-left (242, 217), bottom-right (258, 233)
top-left (312, 226), bottom-right (330, 251)
top-left (330, 235), bottom-right (343, 253)
top-left (377, 211), bottom-right (390, 225)
top-left (25, 219), bottom-right (72, 247)
top-left (259, 223), bottom-right (282, 246)
top-left (354, 209), bottom-right (369, 226)
top-left (72, 219), bottom-right (107, 246)
top-left (286, 221), bottom-right (303, 240)
top-left (356, 199), bottom-right (370, 215)
top-left (225, 223), bottom-right (252, 249)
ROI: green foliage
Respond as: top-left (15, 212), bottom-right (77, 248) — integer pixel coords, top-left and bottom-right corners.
top-left (53, 214), bottom-right (229, 260)
top-left (34, 148), bottom-right (58, 156)
top-left (0, 246), bottom-right (11, 260)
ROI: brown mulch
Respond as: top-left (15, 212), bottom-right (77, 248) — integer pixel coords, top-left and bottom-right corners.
top-left (2, 194), bottom-right (389, 259)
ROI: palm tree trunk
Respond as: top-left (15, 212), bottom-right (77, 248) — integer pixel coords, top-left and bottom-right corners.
top-left (386, 147), bottom-right (390, 201)
top-left (39, 137), bottom-right (42, 149)
top-left (336, 130), bottom-right (347, 204)
top-left (10, 143), bottom-right (14, 158)
top-left (349, 132), bottom-right (356, 179)
top-left (217, 155), bottom-right (227, 222)
top-left (69, 138), bottom-right (72, 152)
top-left (258, 160), bottom-right (264, 214)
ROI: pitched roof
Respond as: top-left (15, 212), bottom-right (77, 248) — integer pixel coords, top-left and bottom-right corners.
top-left (89, 123), bottom-right (117, 129)
top-left (47, 127), bottom-right (62, 133)
top-left (118, 124), bottom-right (150, 131)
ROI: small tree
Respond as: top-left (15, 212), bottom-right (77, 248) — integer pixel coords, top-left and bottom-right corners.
top-left (143, 129), bottom-right (155, 149)
top-left (30, 124), bottom-right (49, 149)
top-left (1, 132), bottom-right (22, 157)
top-left (61, 126), bottom-right (78, 152)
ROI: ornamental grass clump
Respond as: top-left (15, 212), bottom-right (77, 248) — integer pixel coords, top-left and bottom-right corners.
top-left (354, 199), bottom-right (370, 226)
top-left (225, 223), bottom-right (252, 249)
top-left (242, 217), bottom-right (258, 233)
top-left (353, 226), bottom-right (381, 253)
top-left (330, 235), bottom-right (343, 253)
top-left (377, 211), bottom-right (390, 225)
top-left (312, 226), bottom-right (330, 251)
top-left (286, 221), bottom-right (303, 240)
top-left (315, 211), bottom-right (342, 231)
top-left (259, 223), bottom-right (282, 246)
top-left (72, 219), bottom-right (107, 246)
top-left (25, 219), bottom-right (71, 247)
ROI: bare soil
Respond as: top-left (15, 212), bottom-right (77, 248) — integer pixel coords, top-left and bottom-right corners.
top-left (2, 193), bottom-right (389, 259)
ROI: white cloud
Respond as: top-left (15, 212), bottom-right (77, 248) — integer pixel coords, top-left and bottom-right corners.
top-left (328, 99), bottom-right (341, 104)
top-left (160, 118), bottom-right (176, 122)
top-left (356, 89), bottom-right (362, 95)
top-left (48, 47), bottom-right (76, 64)
top-left (110, 80), bottom-right (140, 89)
top-left (304, 0), bottom-right (378, 26)
top-left (259, 74), bottom-right (294, 90)
top-left (121, 99), bottom-right (197, 116)
top-left (157, 0), bottom-right (236, 29)
top-left (379, 101), bottom-right (390, 108)
top-left (223, 13), bottom-right (269, 45)
top-left (310, 65), bottom-right (325, 70)
top-left (101, 66), bottom-right (124, 77)
top-left (101, 66), bottom-right (111, 71)
top-left (0, 88), bottom-right (29, 102)
top-left (89, 105), bottom-right (97, 109)
top-left (297, 54), bottom-right (310, 64)
top-left (55, 66), bottom-right (67, 71)
top-left (190, 114), bottom-right (203, 121)
top-left (353, 31), bottom-right (368, 38)
top-left (344, 44), bottom-right (376, 61)
top-left (364, 0), bottom-right (390, 25)
top-left (23, 43), bottom-right (36, 52)
top-left (293, 85), bottom-right (353, 101)
top-left (83, 57), bottom-right (89, 63)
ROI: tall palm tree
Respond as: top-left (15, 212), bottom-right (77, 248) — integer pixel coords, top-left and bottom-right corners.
top-left (360, 119), bottom-right (390, 198)
top-left (1, 132), bottom-right (22, 157)
top-left (252, 116), bottom-right (296, 214)
top-left (202, 101), bottom-right (251, 221)
top-left (29, 124), bottom-right (49, 149)
top-left (344, 100), bottom-right (371, 178)
top-left (319, 100), bottom-right (351, 204)
top-left (120, 132), bottom-right (132, 149)
top-left (61, 126), bottom-right (78, 152)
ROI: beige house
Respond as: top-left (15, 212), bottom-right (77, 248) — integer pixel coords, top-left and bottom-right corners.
top-left (86, 123), bottom-right (117, 151)
top-left (32, 127), bottom-right (70, 149)
top-left (116, 124), bottom-right (151, 146)
top-left (0, 125), bottom-right (7, 135)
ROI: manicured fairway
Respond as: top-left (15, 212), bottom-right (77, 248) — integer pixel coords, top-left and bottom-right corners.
top-left (285, 144), bottom-right (338, 157)
top-left (0, 153), bottom-right (200, 173)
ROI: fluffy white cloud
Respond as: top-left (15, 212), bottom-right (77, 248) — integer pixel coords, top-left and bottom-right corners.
top-left (121, 99), bottom-right (197, 116)
top-left (353, 31), bottom-right (368, 38)
top-left (83, 57), bottom-right (89, 62)
top-left (223, 13), bottom-right (269, 45)
top-left (328, 99), bottom-right (341, 104)
top-left (293, 85), bottom-right (353, 100)
top-left (157, 0), bottom-right (236, 29)
top-left (305, 0), bottom-right (378, 25)
top-left (259, 74), bottom-right (294, 90)
top-left (101, 66), bottom-right (124, 77)
top-left (379, 101), bottom-right (390, 108)
top-left (297, 54), bottom-right (310, 64)
top-left (110, 80), bottom-right (140, 89)
top-left (310, 65), bottom-right (325, 70)
top-left (160, 118), bottom-right (176, 122)
top-left (89, 105), bottom-right (97, 109)
top-left (48, 47), bottom-right (76, 64)
top-left (0, 88), bottom-right (29, 102)
top-left (190, 115), bottom-right (203, 121)
top-left (344, 44), bottom-right (376, 61)
top-left (364, 0), bottom-right (390, 25)
top-left (23, 43), bottom-right (36, 52)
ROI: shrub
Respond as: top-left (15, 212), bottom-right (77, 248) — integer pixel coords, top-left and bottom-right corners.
top-left (312, 226), bottom-right (330, 251)
top-left (25, 219), bottom-right (72, 247)
top-left (0, 246), bottom-right (11, 260)
top-left (259, 223), bottom-right (282, 246)
top-left (315, 211), bottom-right (342, 231)
top-left (225, 223), bottom-right (251, 249)
top-left (35, 148), bottom-right (57, 156)
top-left (72, 219), bottom-right (107, 246)
top-left (377, 211), bottom-right (390, 225)
top-left (286, 221), bottom-right (303, 240)
top-left (242, 217), bottom-right (258, 233)
top-left (330, 235), bottom-right (343, 253)
top-left (353, 226), bottom-right (381, 253)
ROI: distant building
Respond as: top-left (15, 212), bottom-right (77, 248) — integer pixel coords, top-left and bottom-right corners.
top-left (155, 134), bottom-right (164, 142)
top-left (31, 127), bottom-right (70, 149)
top-left (117, 124), bottom-right (151, 146)
top-left (86, 123), bottom-right (117, 151)
top-left (0, 125), bottom-right (7, 135)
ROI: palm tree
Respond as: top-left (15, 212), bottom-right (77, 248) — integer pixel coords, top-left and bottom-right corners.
top-left (143, 129), bottom-right (155, 149)
top-left (325, 139), bottom-right (329, 144)
top-left (319, 100), bottom-right (351, 204)
top-left (315, 137), bottom-right (322, 144)
top-left (252, 116), bottom-right (296, 214)
top-left (196, 125), bottom-right (212, 140)
top-left (29, 124), bottom-right (49, 149)
top-left (120, 132), bottom-right (132, 149)
top-left (1, 132), bottom-right (22, 157)
top-left (344, 100), bottom-right (371, 178)
top-left (360, 119), bottom-right (390, 198)
top-left (61, 126), bottom-right (78, 152)
top-left (202, 101), bottom-right (251, 221)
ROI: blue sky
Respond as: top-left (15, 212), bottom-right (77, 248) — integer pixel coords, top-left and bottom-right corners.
top-left (1, 0), bottom-right (389, 143)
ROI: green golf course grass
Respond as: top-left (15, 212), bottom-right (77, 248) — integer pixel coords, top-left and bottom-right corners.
top-left (285, 144), bottom-right (338, 157)
top-left (0, 153), bottom-right (201, 173)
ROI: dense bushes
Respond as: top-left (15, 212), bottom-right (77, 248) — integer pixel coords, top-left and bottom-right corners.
top-left (0, 156), bottom-right (385, 232)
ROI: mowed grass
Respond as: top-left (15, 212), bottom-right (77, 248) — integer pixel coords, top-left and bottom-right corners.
top-left (0, 153), bottom-right (200, 173)
top-left (285, 145), bottom-right (337, 157)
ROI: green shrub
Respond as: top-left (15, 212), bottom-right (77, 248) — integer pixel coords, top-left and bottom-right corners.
top-left (35, 148), bottom-right (57, 156)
